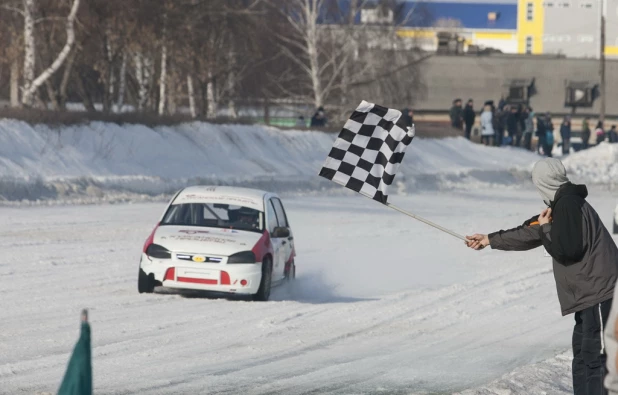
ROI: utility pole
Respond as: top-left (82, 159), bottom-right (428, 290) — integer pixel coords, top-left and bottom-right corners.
top-left (600, 0), bottom-right (606, 122)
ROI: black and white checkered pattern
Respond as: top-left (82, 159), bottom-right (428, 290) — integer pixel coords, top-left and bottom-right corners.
top-left (319, 100), bottom-right (415, 204)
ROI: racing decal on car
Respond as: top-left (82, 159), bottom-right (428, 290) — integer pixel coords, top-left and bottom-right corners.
top-left (173, 194), bottom-right (263, 211)
top-left (167, 235), bottom-right (237, 243)
top-left (179, 230), bottom-right (210, 234)
top-left (251, 230), bottom-right (273, 262)
top-left (178, 194), bottom-right (259, 206)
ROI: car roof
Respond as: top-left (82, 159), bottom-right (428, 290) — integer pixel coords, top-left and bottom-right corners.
top-left (172, 186), bottom-right (271, 211)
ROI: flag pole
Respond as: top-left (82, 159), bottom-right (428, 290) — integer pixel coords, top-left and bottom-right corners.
top-left (385, 202), bottom-right (466, 241)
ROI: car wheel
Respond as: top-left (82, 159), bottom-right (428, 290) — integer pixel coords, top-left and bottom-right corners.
top-left (285, 260), bottom-right (296, 281)
top-left (138, 268), bottom-right (155, 294)
top-left (253, 258), bottom-right (272, 302)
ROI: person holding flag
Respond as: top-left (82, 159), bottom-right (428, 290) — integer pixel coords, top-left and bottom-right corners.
top-left (465, 158), bottom-right (618, 395)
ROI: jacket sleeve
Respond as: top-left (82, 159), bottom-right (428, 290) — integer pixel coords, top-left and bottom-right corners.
top-left (488, 215), bottom-right (543, 251)
top-left (539, 196), bottom-right (585, 264)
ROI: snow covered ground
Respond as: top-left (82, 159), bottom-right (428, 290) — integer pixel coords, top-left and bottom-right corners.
top-left (1, 120), bottom-right (617, 394)
top-left (1, 189), bottom-right (617, 394)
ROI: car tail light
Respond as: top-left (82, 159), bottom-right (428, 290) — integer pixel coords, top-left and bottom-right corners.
top-left (164, 267), bottom-right (175, 281)
top-left (146, 244), bottom-right (171, 259)
top-left (240, 279), bottom-right (248, 286)
top-left (227, 251), bottom-right (256, 264)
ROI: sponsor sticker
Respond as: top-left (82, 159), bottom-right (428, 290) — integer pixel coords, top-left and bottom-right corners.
top-left (168, 235), bottom-right (236, 243)
top-left (179, 230), bottom-right (210, 235)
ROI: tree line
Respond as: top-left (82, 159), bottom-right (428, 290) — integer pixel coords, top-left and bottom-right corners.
top-left (0, 0), bottom-right (425, 121)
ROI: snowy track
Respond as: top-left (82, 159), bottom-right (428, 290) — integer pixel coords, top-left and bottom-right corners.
top-left (3, 190), bottom-right (617, 394)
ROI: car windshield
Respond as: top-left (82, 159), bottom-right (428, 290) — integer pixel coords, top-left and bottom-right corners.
top-left (161, 203), bottom-right (263, 233)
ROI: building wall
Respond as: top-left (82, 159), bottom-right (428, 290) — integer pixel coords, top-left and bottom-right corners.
top-left (542, 0), bottom-right (599, 58)
top-left (473, 32), bottom-right (519, 52)
top-left (516, 0), bottom-right (544, 54)
top-left (605, 0), bottom-right (618, 57)
top-left (411, 54), bottom-right (617, 115)
top-left (333, 0), bottom-right (618, 58)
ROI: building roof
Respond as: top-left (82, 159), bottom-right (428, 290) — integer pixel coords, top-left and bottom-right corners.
top-left (319, 0), bottom-right (518, 31)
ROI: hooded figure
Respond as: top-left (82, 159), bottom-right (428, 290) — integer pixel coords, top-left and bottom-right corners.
top-left (465, 158), bottom-right (618, 395)
top-left (531, 158), bottom-right (569, 206)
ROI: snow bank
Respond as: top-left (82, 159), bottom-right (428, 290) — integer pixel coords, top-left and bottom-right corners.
top-left (562, 142), bottom-right (618, 187)
top-left (0, 119), bottom-right (540, 201)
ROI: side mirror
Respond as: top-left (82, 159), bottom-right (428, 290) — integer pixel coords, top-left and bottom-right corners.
top-left (272, 227), bottom-right (290, 238)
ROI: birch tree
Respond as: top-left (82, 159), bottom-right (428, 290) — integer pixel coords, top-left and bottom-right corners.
top-left (158, 11), bottom-right (168, 115)
top-left (21, 0), bottom-right (81, 107)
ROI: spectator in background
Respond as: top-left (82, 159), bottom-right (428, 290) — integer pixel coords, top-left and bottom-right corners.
top-left (494, 105), bottom-right (506, 146)
top-left (449, 98), bottom-right (463, 130)
top-left (480, 104), bottom-right (494, 146)
top-left (518, 105), bottom-right (527, 147)
top-left (607, 125), bottom-right (618, 143)
top-left (506, 105), bottom-right (519, 146)
top-left (545, 113), bottom-right (555, 157)
top-left (296, 115), bottom-right (306, 127)
top-left (595, 121), bottom-right (605, 145)
top-left (581, 117), bottom-right (591, 149)
top-left (523, 107), bottom-right (535, 151)
top-left (498, 97), bottom-right (506, 111)
top-left (310, 106), bottom-right (327, 127)
top-left (560, 116), bottom-right (572, 155)
top-left (536, 112), bottom-right (547, 155)
top-left (401, 108), bottom-right (414, 128)
top-left (463, 99), bottom-right (476, 140)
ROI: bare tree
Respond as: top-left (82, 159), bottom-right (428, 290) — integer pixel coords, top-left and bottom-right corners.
top-left (21, 0), bottom-right (80, 107)
top-left (158, 10), bottom-right (168, 115)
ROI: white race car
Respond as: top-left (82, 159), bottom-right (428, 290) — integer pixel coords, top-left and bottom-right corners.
top-left (138, 186), bottom-right (296, 301)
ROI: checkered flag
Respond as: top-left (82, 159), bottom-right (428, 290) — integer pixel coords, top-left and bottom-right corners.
top-left (319, 100), bottom-right (415, 204)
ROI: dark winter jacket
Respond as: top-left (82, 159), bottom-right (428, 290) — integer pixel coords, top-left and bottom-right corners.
top-left (488, 182), bottom-right (618, 315)
top-left (449, 106), bottom-right (463, 128)
top-left (560, 122), bottom-right (571, 140)
top-left (506, 112), bottom-right (519, 135)
top-left (463, 105), bottom-right (476, 126)
top-left (536, 117), bottom-right (546, 137)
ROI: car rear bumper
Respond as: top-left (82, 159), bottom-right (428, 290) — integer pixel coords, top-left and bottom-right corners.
top-left (139, 254), bottom-right (262, 294)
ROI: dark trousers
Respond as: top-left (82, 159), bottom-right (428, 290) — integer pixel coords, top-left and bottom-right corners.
top-left (523, 132), bottom-right (532, 150)
top-left (572, 299), bottom-right (612, 395)
top-left (481, 135), bottom-right (493, 145)
top-left (562, 138), bottom-right (571, 154)
top-left (465, 123), bottom-right (473, 140)
top-left (495, 129), bottom-right (503, 146)
top-left (537, 135), bottom-right (546, 154)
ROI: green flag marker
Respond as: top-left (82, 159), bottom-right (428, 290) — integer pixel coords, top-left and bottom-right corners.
top-left (58, 309), bottom-right (92, 395)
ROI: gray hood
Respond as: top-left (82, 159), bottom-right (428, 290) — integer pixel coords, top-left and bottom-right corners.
top-left (531, 158), bottom-right (569, 205)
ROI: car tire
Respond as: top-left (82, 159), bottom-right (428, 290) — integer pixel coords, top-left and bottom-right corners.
top-left (253, 258), bottom-right (272, 302)
top-left (138, 268), bottom-right (155, 294)
top-left (285, 260), bottom-right (296, 281)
